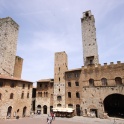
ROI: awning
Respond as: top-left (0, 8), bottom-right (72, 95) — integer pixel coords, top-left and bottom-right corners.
top-left (52, 108), bottom-right (74, 113)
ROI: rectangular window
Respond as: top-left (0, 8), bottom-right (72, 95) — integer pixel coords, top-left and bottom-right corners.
top-left (22, 84), bottom-right (25, 89)
top-left (27, 93), bottom-right (29, 98)
top-left (75, 73), bottom-right (79, 78)
top-left (68, 82), bottom-right (71, 87)
top-left (57, 96), bottom-right (62, 101)
top-left (10, 82), bottom-right (15, 88)
top-left (76, 92), bottom-right (80, 98)
top-left (68, 92), bottom-right (71, 98)
top-left (40, 83), bottom-right (42, 88)
top-left (0, 82), bottom-right (3, 87)
top-left (28, 84), bottom-right (30, 89)
top-left (75, 82), bottom-right (79, 86)
top-left (21, 93), bottom-right (24, 99)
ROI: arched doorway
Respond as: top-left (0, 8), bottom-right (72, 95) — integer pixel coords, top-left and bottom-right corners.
top-left (76, 104), bottom-right (80, 116)
top-left (7, 106), bottom-right (12, 118)
top-left (104, 94), bottom-right (124, 118)
top-left (50, 106), bottom-right (53, 113)
top-left (37, 105), bottom-right (41, 114)
top-left (43, 105), bottom-right (47, 114)
top-left (22, 106), bottom-right (27, 117)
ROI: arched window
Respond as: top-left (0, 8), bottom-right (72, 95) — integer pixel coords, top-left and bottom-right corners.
top-left (76, 92), bottom-right (80, 98)
top-left (0, 93), bottom-right (2, 100)
top-left (57, 104), bottom-right (61, 107)
top-left (37, 105), bottom-right (41, 109)
top-left (68, 104), bottom-right (73, 108)
top-left (101, 78), bottom-right (107, 86)
top-left (57, 96), bottom-right (62, 101)
top-left (68, 82), bottom-right (71, 87)
top-left (10, 93), bottom-right (14, 99)
top-left (68, 92), bottom-right (71, 98)
top-left (38, 92), bottom-right (42, 97)
top-left (115, 77), bottom-right (122, 85)
top-left (89, 79), bottom-right (94, 86)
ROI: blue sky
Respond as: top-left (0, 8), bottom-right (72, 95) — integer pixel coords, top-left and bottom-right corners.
top-left (0, 0), bottom-right (124, 85)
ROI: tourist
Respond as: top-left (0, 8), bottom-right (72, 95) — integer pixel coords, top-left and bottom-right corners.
top-left (47, 114), bottom-right (52, 124)
top-left (53, 113), bottom-right (56, 120)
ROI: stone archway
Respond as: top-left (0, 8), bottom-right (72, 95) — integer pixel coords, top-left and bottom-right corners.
top-left (22, 106), bottom-right (27, 117)
top-left (37, 105), bottom-right (41, 114)
top-left (76, 104), bottom-right (80, 116)
top-left (104, 94), bottom-right (124, 118)
top-left (7, 106), bottom-right (12, 118)
top-left (43, 105), bottom-right (47, 114)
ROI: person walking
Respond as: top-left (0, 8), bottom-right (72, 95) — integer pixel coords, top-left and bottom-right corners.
top-left (53, 113), bottom-right (56, 120)
top-left (47, 114), bottom-right (52, 124)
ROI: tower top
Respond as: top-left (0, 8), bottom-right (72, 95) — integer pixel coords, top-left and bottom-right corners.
top-left (82, 10), bottom-right (92, 18)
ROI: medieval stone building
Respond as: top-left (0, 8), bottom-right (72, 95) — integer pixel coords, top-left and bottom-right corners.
top-left (0, 17), bottom-right (33, 119)
top-left (36, 10), bottom-right (124, 118)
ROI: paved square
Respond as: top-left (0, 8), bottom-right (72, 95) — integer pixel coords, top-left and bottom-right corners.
top-left (0, 115), bottom-right (124, 124)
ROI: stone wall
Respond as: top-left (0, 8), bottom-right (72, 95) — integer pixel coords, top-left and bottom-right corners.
top-left (0, 17), bottom-right (19, 76)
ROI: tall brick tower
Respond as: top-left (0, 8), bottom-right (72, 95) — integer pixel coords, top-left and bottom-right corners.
top-left (53, 51), bottom-right (68, 108)
top-left (81, 10), bottom-right (99, 66)
top-left (0, 17), bottom-right (19, 76)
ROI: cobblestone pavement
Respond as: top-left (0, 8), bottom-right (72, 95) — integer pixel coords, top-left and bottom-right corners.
top-left (0, 114), bottom-right (124, 124)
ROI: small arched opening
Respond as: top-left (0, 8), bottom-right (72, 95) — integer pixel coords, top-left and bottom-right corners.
top-left (57, 104), bottom-right (61, 107)
top-left (7, 106), bottom-right (12, 118)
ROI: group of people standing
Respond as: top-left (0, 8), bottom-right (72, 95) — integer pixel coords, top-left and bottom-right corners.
top-left (47, 112), bottom-right (56, 124)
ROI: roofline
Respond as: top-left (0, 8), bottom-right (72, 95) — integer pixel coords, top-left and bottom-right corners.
top-left (0, 75), bottom-right (33, 83)
top-left (65, 68), bottom-right (81, 72)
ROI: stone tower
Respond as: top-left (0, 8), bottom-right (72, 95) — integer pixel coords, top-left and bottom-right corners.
top-left (81, 10), bottom-right (99, 66)
top-left (53, 51), bottom-right (68, 108)
top-left (13, 56), bottom-right (23, 78)
top-left (0, 17), bottom-right (19, 76)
